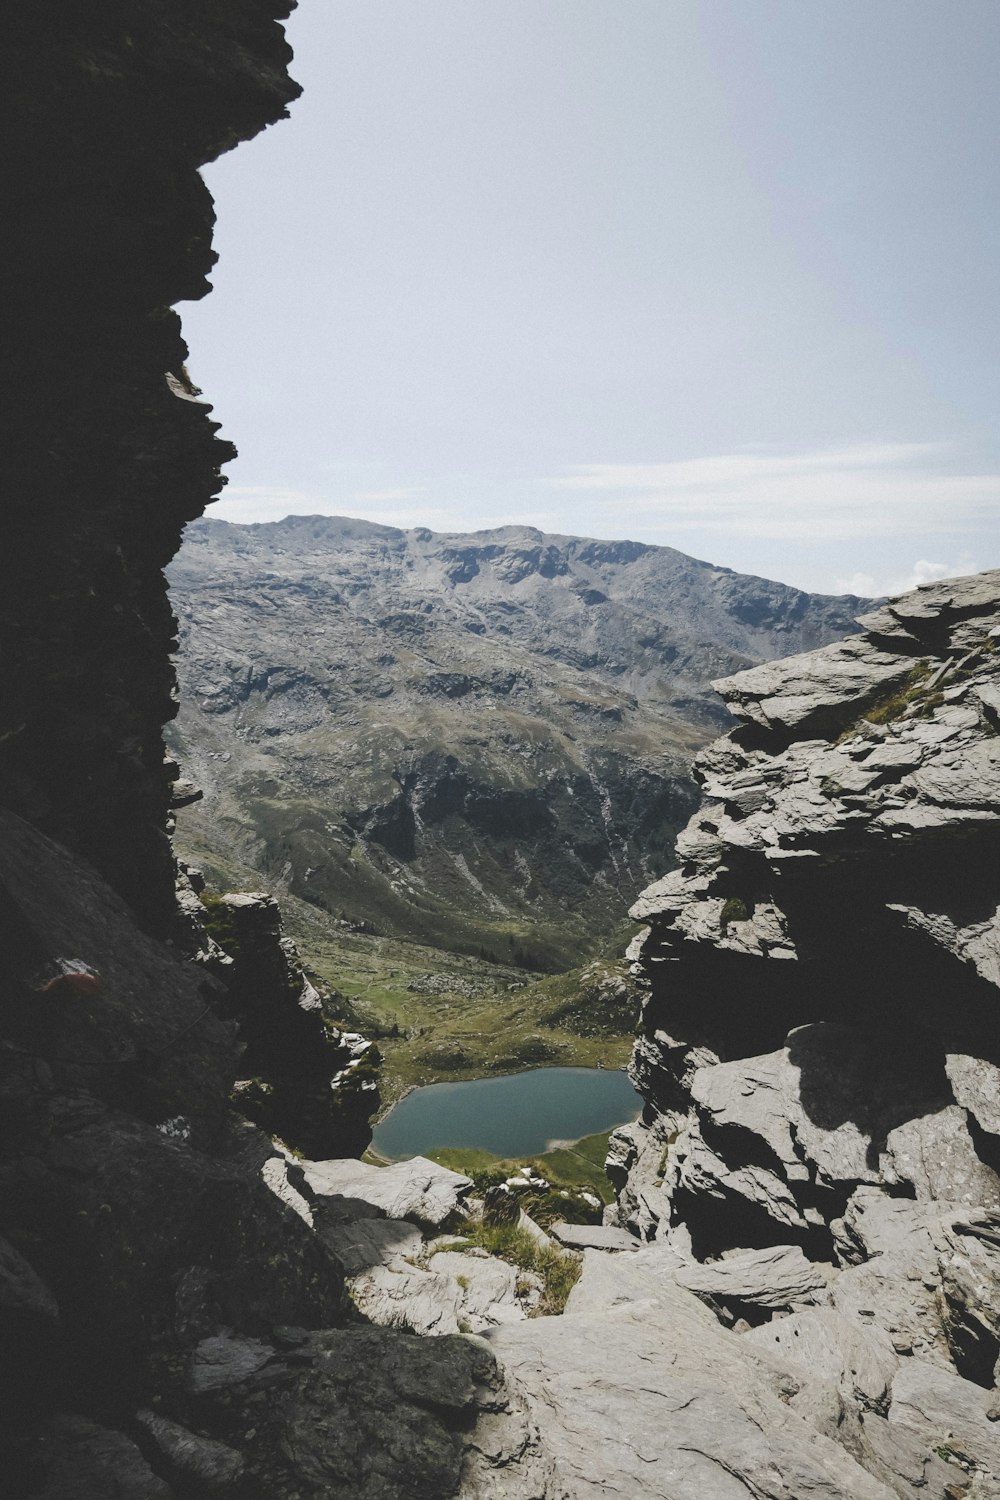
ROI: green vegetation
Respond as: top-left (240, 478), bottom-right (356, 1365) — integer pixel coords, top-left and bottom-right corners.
top-left (863, 663), bottom-right (935, 725)
top-left (448, 1219), bottom-right (582, 1315)
top-left (174, 834), bottom-right (636, 1106)
top-left (720, 895), bottom-right (749, 933)
top-left (197, 889), bottom-right (242, 959)
top-left (427, 1129), bottom-right (618, 1206)
top-left (297, 924), bottom-right (634, 1107)
top-left (836, 642), bottom-right (998, 746)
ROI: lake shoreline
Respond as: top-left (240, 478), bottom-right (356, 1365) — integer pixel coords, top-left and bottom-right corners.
top-left (372, 1064), bottom-right (641, 1162)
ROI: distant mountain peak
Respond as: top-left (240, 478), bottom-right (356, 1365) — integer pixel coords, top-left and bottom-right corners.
top-left (169, 518), bottom-right (871, 967)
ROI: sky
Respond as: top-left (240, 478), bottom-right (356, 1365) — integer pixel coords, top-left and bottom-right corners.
top-left (180, 0), bottom-right (1000, 598)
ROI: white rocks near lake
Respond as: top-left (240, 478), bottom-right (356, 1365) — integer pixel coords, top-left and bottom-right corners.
top-left (285, 1150), bottom-right (558, 1336)
top-left (301, 1154), bottom-right (473, 1228)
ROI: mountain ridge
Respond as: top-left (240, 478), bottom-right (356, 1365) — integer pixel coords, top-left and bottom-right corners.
top-left (168, 514), bottom-right (870, 969)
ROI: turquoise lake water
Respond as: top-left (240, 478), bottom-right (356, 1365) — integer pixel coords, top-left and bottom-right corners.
top-left (372, 1066), bottom-right (641, 1159)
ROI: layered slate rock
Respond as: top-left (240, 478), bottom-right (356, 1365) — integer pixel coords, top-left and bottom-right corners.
top-left (489, 1245), bottom-right (898, 1500)
top-left (607, 570), bottom-right (1000, 1497)
top-left (195, 886), bottom-right (380, 1157)
top-left (302, 1154), bottom-right (474, 1228)
top-left (0, 1), bottom-right (301, 936)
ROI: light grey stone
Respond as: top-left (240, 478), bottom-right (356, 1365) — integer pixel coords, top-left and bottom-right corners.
top-left (301, 1155), bottom-right (472, 1227)
top-left (889, 1360), bottom-right (1000, 1491)
top-left (260, 1154), bottom-right (314, 1226)
top-left (880, 1105), bottom-right (1000, 1208)
top-left (564, 1241), bottom-right (685, 1317)
top-left (489, 1291), bottom-right (895, 1499)
top-left (947, 1053), bottom-right (1000, 1137)
top-left (548, 1221), bottom-right (639, 1252)
top-left (746, 1307), bottom-right (897, 1415)
top-left (348, 1261), bottom-right (464, 1335)
top-left (431, 1250), bottom-right (526, 1330)
top-left (713, 639), bottom-right (916, 736)
top-left (675, 1244), bottom-right (831, 1310)
top-left (317, 1213), bottom-right (424, 1275)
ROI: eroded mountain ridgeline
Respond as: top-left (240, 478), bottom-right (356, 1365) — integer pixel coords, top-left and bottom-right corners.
top-left (168, 516), bottom-right (869, 969)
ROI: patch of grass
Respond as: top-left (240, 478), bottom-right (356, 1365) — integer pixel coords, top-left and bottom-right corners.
top-left (720, 896), bottom-right (749, 933)
top-left (836, 662), bottom-right (933, 742)
top-left (198, 889), bottom-right (242, 958)
top-left (457, 1219), bottom-right (581, 1315)
top-left (427, 1129), bottom-right (620, 1204)
top-left (863, 665), bottom-right (932, 724)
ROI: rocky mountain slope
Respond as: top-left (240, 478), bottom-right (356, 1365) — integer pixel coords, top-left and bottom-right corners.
top-left (598, 569), bottom-right (1000, 1496)
top-left (168, 515), bottom-right (867, 968)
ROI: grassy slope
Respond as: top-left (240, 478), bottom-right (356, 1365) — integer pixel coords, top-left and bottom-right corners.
top-left (175, 824), bottom-right (638, 1107)
top-left (424, 1129), bottom-right (621, 1204)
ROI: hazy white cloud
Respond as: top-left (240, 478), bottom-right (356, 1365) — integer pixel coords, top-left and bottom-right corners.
top-left (547, 444), bottom-right (1000, 541)
top-left (353, 487), bottom-right (427, 503)
top-left (834, 558), bottom-right (979, 599)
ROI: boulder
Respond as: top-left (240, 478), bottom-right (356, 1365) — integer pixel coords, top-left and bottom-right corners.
top-left (880, 1105), bottom-right (1000, 1208)
top-left (134, 1409), bottom-right (246, 1491)
top-left (301, 1155), bottom-right (472, 1228)
top-left (675, 1244), bottom-right (831, 1312)
top-left (431, 1250), bottom-right (526, 1330)
top-left (31, 1414), bottom-right (173, 1500)
top-left (888, 1359), bottom-right (1000, 1490)
top-left (189, 1325), bottom-right (556, 1499)
top-left (348, 1262), bottom-right (465, 1335)
top-left (548, 1222), bottom-right (640, 1252)
top-left (316, 1213), bottom-right (424, 1276)
top-left (489, 1283), bottom-right (894, 1499)
top-left (187, 1332), bottom-right (277, 1395)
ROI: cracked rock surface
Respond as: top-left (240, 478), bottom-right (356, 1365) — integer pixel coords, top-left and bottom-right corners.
top-left (603, 571), bottom-right (1000, 1497)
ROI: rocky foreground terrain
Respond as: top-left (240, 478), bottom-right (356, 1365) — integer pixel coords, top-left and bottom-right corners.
top-left (599, 569), bottom-right (1000, 1497)
top-left (168, 516), bottom-right (866, 969)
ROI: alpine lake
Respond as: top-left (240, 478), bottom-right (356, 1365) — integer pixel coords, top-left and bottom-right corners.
top-left (372, 1065), bottom-right (641, 1161)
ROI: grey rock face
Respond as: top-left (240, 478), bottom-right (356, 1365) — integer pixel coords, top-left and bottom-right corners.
top-left (607, 571), bottom-right (1000, 1498)
top-left (134, 1408), bottom-right (246, 1490)
top-left (489, 1278), bottom-right (896, 1499)
top-left (168, 516), bottom-right (867, 966)
top-left (548, 1221), bottom-right (640, 1251)
top-left (32, 1413), bottom-right (174, 1500)
top-left (187, 886), bottom-right (380, 1157)
top-left (674, 1243), bottom-right (831, 1311)
top-left (302, 1155), bottom-right (473, 1227)
top-left (185, 1325), bottom-right (556, 1500)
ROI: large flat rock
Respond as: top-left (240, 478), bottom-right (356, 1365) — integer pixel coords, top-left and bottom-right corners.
top-left (548, 1221), bottom-right (639, 1252)
top-left (675, 1244), bottom-right (831, 1310)
top-left (488, 1286), bottom-right (894, 1500)
top-left (301, 1156), bottom-right (472, 1227)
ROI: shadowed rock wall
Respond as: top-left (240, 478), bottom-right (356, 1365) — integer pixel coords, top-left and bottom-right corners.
top-left (0, 1), bottom-right (300, 934)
